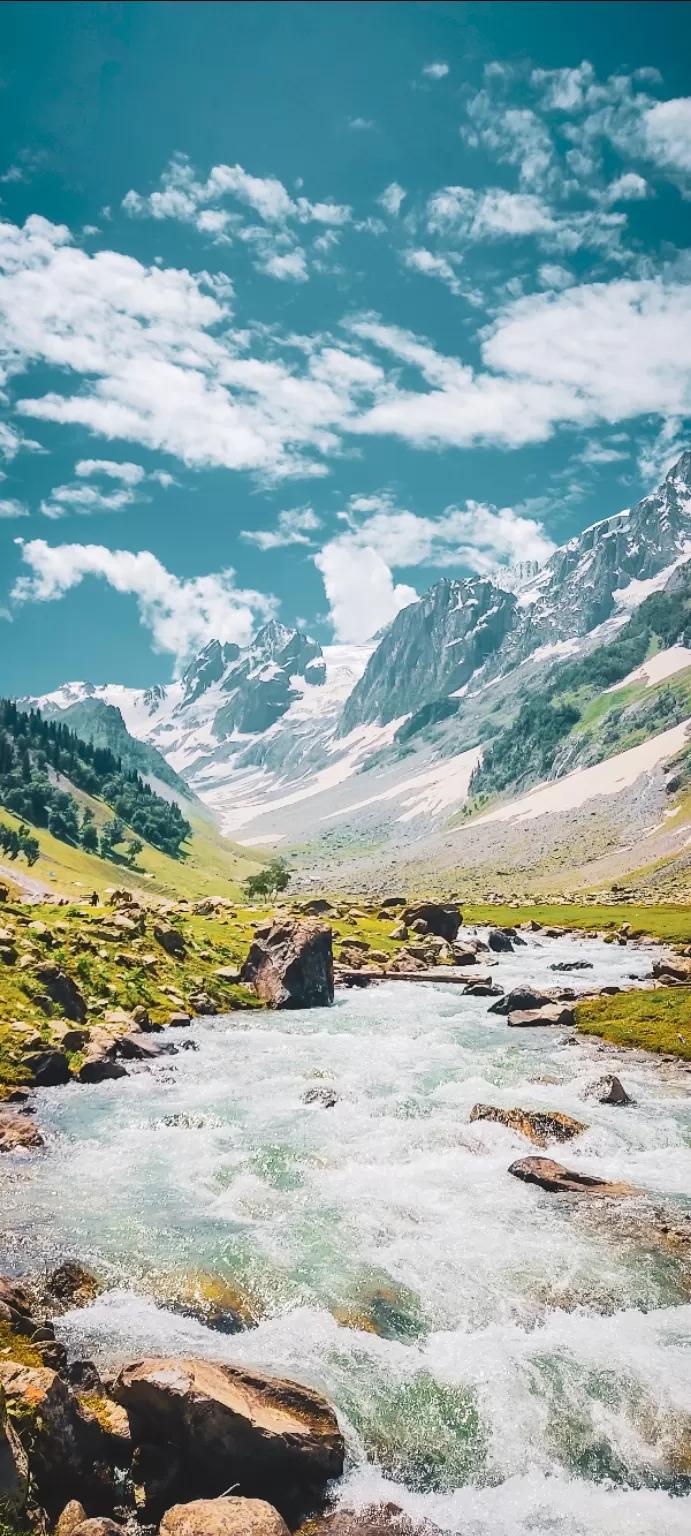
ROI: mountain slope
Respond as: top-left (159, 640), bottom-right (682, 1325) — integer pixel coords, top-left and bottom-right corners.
top-left (37, 696), bottom-right (194, 802)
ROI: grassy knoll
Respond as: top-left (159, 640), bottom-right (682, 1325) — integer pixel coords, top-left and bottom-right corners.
top-left (463, 902), bottom-right (691, 946)
top-left (576, 988), bottom-right (691, 1060)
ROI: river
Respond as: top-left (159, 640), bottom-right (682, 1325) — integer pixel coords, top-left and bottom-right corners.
top-left (2, 930), bottom-right (691, 1535)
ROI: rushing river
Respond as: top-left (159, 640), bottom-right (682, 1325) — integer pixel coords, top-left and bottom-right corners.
top-left (2, 930), bottom-right (691, 1535)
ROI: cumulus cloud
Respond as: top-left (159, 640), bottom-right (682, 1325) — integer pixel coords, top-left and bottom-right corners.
top-left (260, 247), bottom-right (309, 283)
top-left (422, 62), bottom-right (449, 80)
top-left (603, 171), bottom-right (649, 203)
top-left (378, 183), bottom-right (406, 217)
top-left (402, 248), bottom-right (461, 293)
top-left (12, 539), bottom-right (276, 670)
top-left (338, 492), bottom-right (556, 571)
top-left (644, 97), bottom-right (691, 173)
top-left (75, 459), bottom-right (146, 484)
top-left (40, 484), bottom-right (137, 518)
top-left (124, 155), bottom-right (351, 233)
top-left (242, 505), bottom-right (321, 550)
top-left (314, 540), bottom-right (417, 643)
top-left (426, 184), bottom-right (625, 253)
top-left (0, 497), bottom-right (28, 518)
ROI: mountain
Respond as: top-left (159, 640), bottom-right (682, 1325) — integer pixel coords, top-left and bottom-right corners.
top-left (35, 696), bottom-right (193, 803)
top-left (26, 451), bottom-right (691, 902)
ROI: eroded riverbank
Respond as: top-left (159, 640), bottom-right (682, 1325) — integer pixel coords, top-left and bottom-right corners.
top-left (2, 932), bottom-right (691, 1534)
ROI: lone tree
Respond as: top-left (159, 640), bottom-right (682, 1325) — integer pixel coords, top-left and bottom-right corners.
top-left (243, 857), bottom-right (291, 901)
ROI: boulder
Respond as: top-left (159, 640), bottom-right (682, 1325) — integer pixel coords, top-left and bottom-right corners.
top-left (111, 1357), bottom-right (344, 1503)
top-left (550, 960), bottom-right (593, 972)
top-left (30, 965), bottom-right (86, 1022)
top-left (56, 1500), bottom-right (88, 1536)
top-left (508, 1156), bottom-right (640, 1196)
top-left (401, 905), bottom-right (461, 942)
top-left (71, 1522), bottom-right (124, 1536)
top-left (0, 1379), bottom-right (29, 1515)
top-left (488, 929), bottom-right (513, 953)
top-left (78, 1043), bottom-right (127, 1083)
top-left (585, 1075), bottom-right (633, 1106)
top-left (240, 920), bottom-right (334, 1009)
top-left (154, 925), bottom-right (186, 958)
top-left (296, 1506), bottom-right (441, 1536)
top-left (507, 1005), bottom-right (576, 1028)
top-left (450, 945), bottom-right (478, 966)
top-left (24, 1047), bottom-right (71, 1088)
top-left (0, 883), bottom-right (8, 902)
top-left (188, 992), bottom-right (218, 1016)
top-left (0, 942), bottom-right (17, 965)
top-left (0, 1108), bottom-right (44, 1152)
top-left (168, 1012), bottom-right (192, 1028)
top-left (302, 1086), bottom-right (338, 1108)
top-left (45, 1262), bottom-right (102, 1312)
top-left (160, 1497), bottom-right (289, 1536)
top-left (488, 985), bottom-right (556, 1017)
top-left (470, 1104), bottom-right (586, 1146)
top-left (0, 1362), bottom-right (114, 1508)
top-left (299, 898), bottom-right (333, 916)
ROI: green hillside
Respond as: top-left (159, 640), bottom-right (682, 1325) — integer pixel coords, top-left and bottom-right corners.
top-left (42, 696), bottom-right (193, 800)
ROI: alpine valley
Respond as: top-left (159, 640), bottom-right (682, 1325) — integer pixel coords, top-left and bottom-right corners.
top-left (25, 451), bottom-right (691, 901)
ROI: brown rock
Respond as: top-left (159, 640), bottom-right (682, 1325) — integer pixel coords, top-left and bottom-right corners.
top-left (507, 1005), bottom-right (576, 1028)
top-left (296, 1505), bottom-right (442, 1536)
top-left (45, 1262), bottom-right (102, 1312)
top-left (31, 964), bottom-right (86, 1022)
top-left (0, 1362), bottom-right (114, 1506)
top-left (0, 1109), bottom-right (44, 1153)
top-left (167, 1012), bottom-right (191, 1028)
top-left (160, 1497), bottom-right (289, 1536)
top-left (508, 1156), bottom-right (640, 1196)
top-left (0, 1379), bottom-right (29, 1514)
top-left (71, 1521), bottom-right (124, 1536)
top-left (154, 925), bottom-right (186, 958)
top-left (585, 1075), bottom-right (633, 1106)
top-left (240, 920), bottom-right (334, 1009)
top-left (401, 905), bottom-right (461, 941)
top-left (111, 1356), bottom-right (344, 1500)
top-left (470, 1104), bottom-right (586, 1146)
top-left (55, 1499), bottom-right (87, 1536)
top-left (653, 957), bottom-right (691, 983)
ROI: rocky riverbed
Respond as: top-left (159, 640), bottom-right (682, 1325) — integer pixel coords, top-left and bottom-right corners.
top-left (2, 924), bottom-right (691, 1535)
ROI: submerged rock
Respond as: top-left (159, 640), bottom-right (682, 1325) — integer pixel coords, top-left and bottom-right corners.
top-left (302, 1086), bottom-right (338, 1108)
top-left (509, 1156), bottom-right (640, 1196)
top-left (112, 1357), bottom-right (344, 1502)
top-left (585, 1074), bottom-right (633, 1106)
top-left (44, 1262), bottom-right (102, 1313)
top-left (470, 1104), bottom-right (586, 1146)
top-left (240, 920), bottom-right (334, 1009)
top-left (161, 1497), bottom-right (289, 1536)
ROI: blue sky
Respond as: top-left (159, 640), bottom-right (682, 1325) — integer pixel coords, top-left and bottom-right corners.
top-left (1, 0), bottom-right (690, 694)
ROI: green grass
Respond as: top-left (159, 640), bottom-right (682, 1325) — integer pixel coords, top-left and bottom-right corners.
top-left (576, 988), bottom-right (691, 1059)
top-left (462, 902), bottom-right (691, 945)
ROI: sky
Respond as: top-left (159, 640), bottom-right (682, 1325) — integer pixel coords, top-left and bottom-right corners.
top-left (1, 0), bottom-right (691, 695)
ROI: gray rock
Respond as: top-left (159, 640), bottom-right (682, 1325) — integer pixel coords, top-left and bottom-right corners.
top-left (241, 919), bottom-right (334, 1009)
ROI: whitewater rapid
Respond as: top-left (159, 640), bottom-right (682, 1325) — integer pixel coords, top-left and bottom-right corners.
top-left (2, 931), bottom-right (691, 1535)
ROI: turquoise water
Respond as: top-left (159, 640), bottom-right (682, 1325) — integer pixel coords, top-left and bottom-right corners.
top-left (2, 931), bottom-right (691, 1535)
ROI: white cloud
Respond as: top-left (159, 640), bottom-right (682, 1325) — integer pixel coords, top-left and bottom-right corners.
top-left (260, 247), bottom-right (309, 283)
top-left (603, 171), bottom-right (649, 203)
top-left (347, 117), bottom-right (375, 131)
top-left (537, 263), bottom-right (573, 289)
top-left (531, 61), bottom-right (595, 113)
top-left (314, 540), bottom-right (417, 643)
top-left (422, 63), bottom-right (449, 80)
top-left (463, 95), bottom-right (556, 192)
top-left (378, 183), bottom-right (406, 217)
top-left (123, 155), bottom-right (351, 234)
top-left (12, 539), bottom-right (276, 670)
top-left (402, 248), bottom-right (461, 293)
top-left (75, 458), bottom-right (146, 484)
top-left (426, 184), bottom-right (625, 253)
top-left (644, 97), bottom-right (691, 173)
top-left (0, 497), bottom-right (28, 518)
top-left (339, 492), bottom-right (556, 572)
top-left (40, 483), bottom-right (137, 518)
top-left (242, 505), bottom-right (321, 550)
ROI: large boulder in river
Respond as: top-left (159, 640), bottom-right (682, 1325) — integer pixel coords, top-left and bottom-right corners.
top-left (161, 1497), bottom-right (289, 1536)
top-left (0, 1107), bottom-right (44, 1153)
top-left (240, 921), bottom-right (334, 1008)
top-left (0, 1362), bottom-right (115, 1509)
top-left (488, 985), bottom-right (556, 1017)
top-left (470, 1104), bottom-right (586, 1146)
top-left (401, 905), bottom-right (461, 942)
top-left (507, 1004), bottom-right (576, 1028)
top-left (111, 1357), bottom-right (344, 1505)
top-left (509, 1156), bottom-right (640, 1196)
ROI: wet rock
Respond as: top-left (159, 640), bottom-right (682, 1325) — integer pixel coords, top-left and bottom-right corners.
top-left (66, 1362), bottom-right (104, 1394)
top-left (116, 1033), bottom-right (176, 1061)
top-left (470, 1104), bottom-right (586, 1146)
top-left (488, 985), bottom-right (556, 1017)
top-left (131, 1440), bottom-right (181, 1518)
top-left (331, 1280), bottom-right (424, 1342)
top-left (653, 957), bottom-right (691, 983)
top-left (488, 929), bottom-right (513, 953)
top-left (0, 1379), bottom-right (29, 1515)
top-left (450, 944), bottom-right (478, 965)
top-left (0, 1361), bottom-right (115, 1508)
top-left (156, 1274), bottom-right (261, 1333)
top-left (78, 1049), bottom-right (127, 1084)
top-left (160, 1497), bottom-right (289, 1536)
top-left (463, 981), bottom-right (503, 997)
top-left (188, 993), bottom-right (218, 1016)
top-left (296, 1505), bottom-right (443, 1536)
top-left (508, 1156), bottom-right (640, 1196)
top-left (45, 1262), bottom-right (102, 1312)
top-left (585, 1074), bottom-right (633, 1106)
top-left (240, 920), bottom-right (334, 1009)
top-left (56, 1500), bottom-right (87, 1536)
top-left (0, 1276), bottom-right (35, 1326)
top-left (550, 960), bottom-right (594, 972)
top-left (111, 1356), bottom-right (344, 1503)
top-left (23, 1047), bottom-right (71, 1087)
top-left (401, 905), bottom-right (461, 942)
top-left (154, 925), bottom-right (186, 958)
top-left (0, 1108), bottom-right (44, 1152)
top-left (132, 1005), bottom-right (160, 1032)
top-left (168, 1012), bottom-right (191, 1028)
top-left (507, 1004), bottom-right (576, 1028)
top-left (302, 1086), bottom-right (338, 1108)
top-left (31, 964), bottom-right (87, 1022)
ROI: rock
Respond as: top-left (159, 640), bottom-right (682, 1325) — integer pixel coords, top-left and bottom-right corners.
top-left (0, 1379), bottom-right (29, 1515)
top-left (214, 967), bottom-right (241, 983)
top-left (488, 929), bottom-right (513, 953)
top-left (0, 883), bottom-right (8, 902)
top-left (401, 904), bottom-right (461, 941)
top-left (240, 920), bottom-right (334, 1009)
top-left (408, 919), bottom-right (428, 935)
top-left (78, 1053), bottom-right (127, 1083)
top-left (130, 1440), bottom-right (181, 1518)
top-left (0, 942), bottom-right (17, 965)
top-left (23, 1047), bottom-right (72, 1087)
top-left (299, 898), bottom-right (333, 916)
top-left (296, 1504), bottom-right (442, 1536)
top-left (132, 1005), bottom-right (160, 1032)
top-left (332, 1280), bottom-right (423, 1342)
top-left (653, 957), bottom-right (691, 983)
top-left (156, 1274), bottom-right (261, 1333)
top-left (302, 1086), bottom-right (338, 1108)
top-left (508, 1156), bottom-right (640, 1196)
top-left (66, 1361), bottom-right (104, 1394)
top-left (70, 1521), bottom-right (124, 1536)
top-left (111, 1356), bottom-right (344, 1502)
top-left (31, 964), bottom-right (87, 1022)
top-left (450, 944), bottom-right (478, 965)
top-left (488, 985), bottom-right (555, 1016)
top-left (507, 1005), bottom-right (576, 1028)
top-left (168, 1012), bottom-right (191, 1028)
top-left (160, 1497), bottom-right (289, 1536)
top-left (154, 925), bottom-right (186, 958)
top-left (463, 982), bottom-right (503, 997)
top-left (188, 993), bottom-right (218, 1016)
top-left (51, 1025), bottom-right (90, 1053)
top-left (389, 924), bottom-right (408, 940)
top-left (470, 1104), bottom-right (586, 1146)
top-left (550, 960), bottom-right (594, 972)
top-left (585, 1075), bottom-right (633, 1105)
top-left (0, 1362), bottom-right (115, 1507)
top-left (56, 1500), bottom-right (88, 1536)
top-left (45, 1262), bottom-right (102, 1312)
top-left (0, 1109), bottom-right (44, 1152)
top-left (0, 1276), bottom-right (35, 1324)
